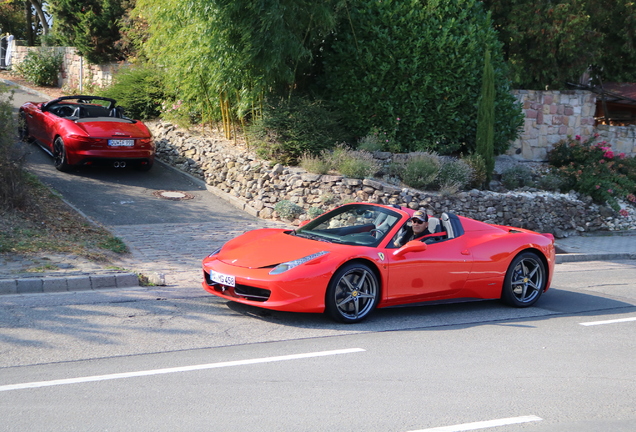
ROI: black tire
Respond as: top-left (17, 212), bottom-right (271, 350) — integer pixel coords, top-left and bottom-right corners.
top-left (53, 137), bottom-right (71, 172)
top-left (18, 111), bottom-right (29, 141)
top-left (501, 251), bottom-right (546, 307)
top-left (325, 262), bottom-right (379, 323)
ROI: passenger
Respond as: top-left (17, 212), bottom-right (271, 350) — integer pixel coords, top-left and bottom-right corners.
top-left (394, 210), bottom-right (433, 247)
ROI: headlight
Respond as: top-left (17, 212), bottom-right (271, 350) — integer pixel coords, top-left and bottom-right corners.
top-left (269, 251), bottom-right (329, 275)
top-left (207, 245), bottom-right (223, 257)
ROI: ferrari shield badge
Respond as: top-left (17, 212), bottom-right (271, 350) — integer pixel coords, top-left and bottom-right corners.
top-left (378, 252), bottom-right (385, 261)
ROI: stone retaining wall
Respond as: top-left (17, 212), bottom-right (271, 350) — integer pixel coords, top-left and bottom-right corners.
top-left (148, 121), bottom-right (636, 237)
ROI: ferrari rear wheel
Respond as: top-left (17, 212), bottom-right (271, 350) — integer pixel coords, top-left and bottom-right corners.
top-left (501, 252), bottom-right (546, 308)
top-left (18, 111), bottom-right (29, 141)
top-left (53, 137), bottom-right (71, 172)
top-left (326, 262), bottom-right (379, 323)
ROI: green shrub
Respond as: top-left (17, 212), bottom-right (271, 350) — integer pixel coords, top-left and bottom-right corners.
top-left (536, 172), bottom-right (564, 192)
top-left (501, 165), bottom-right (534, 190)
top-left (436, 158), bottom-right (474, 191)
top-left (0, 86), bottom-right (28, 210)
top-left (321, 0), bottom-right (522, 155)
top-left (307, 206), bottom-right (324, 219)
top-left (336, 149), bottom-right (379, 179)
top-left (249, 95), bottom-right (350, 165)
top-left (98, 65), bottom-right (166, 120)
top-left (274, 200), bottom-right (303, 220)
top-left (15, 48), bottom-right (63, 86)
top-left (320, 192), bottom-right (336, 205)
top-left (547, 135), bottom-right (636, 210)
top-left (300, 152), bottom-right (331, 174)
top-left (463, 153), bottom-right (487, 188)
top-left (401, 152), bottom-right (441, 190)
top-left (357, 128), bottom-right (385, 152)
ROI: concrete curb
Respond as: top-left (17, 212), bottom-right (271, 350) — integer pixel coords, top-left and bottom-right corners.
top-left (0, 273), bottom-right (139, 296)
top-left (1, 78), bottom-right (54, 99)
top-left (555, 253), bottom-right (636, 264)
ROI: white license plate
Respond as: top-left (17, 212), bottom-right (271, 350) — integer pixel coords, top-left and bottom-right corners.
top-left (108, 139), bottom-right (134, 147)
top-left (210, 270), bottom-right (235, 287)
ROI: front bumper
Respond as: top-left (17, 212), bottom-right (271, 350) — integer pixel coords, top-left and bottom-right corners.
top-left (201, 259), bottom-right (330, 313)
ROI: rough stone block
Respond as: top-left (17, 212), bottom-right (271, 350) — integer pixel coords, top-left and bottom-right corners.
top-left (0, 279), bottom-right (17, 295)
top-left (243, 204), bottom-right (259, 218)
top-left (91, 274), bottom-right (117, 290)
top-left (43, 278), bottom-right (68, 293)
top-left (17, 278), bottom-right (43, 294)
top-left (115, 273), bottom-right (140, 288)
top-left (66, 276), bottom-right (92, 291)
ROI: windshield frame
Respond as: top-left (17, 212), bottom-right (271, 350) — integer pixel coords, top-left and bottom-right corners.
top-left (293, 203), bottom-right (404, 247)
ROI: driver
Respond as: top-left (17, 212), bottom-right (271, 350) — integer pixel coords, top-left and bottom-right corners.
top-left (393, 210), bottom-right (433, 247)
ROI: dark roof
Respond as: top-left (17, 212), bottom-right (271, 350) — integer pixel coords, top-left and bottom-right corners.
top-left (602, 83), bottom-right (636, 101)
top-left (569, 82), bottom-right (636, 107)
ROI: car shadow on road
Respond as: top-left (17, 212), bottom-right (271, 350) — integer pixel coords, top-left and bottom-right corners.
top-left (224, 286), bottom-right (636, 332)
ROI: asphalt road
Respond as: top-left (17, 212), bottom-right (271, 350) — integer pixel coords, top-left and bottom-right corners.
top-left (1, 260), bottom-right (636, 431)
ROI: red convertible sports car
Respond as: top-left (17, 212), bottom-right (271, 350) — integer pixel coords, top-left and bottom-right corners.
top-left (202, 203), bottom-right (556, 323)
top-left (19, 95), bottom-right (154, 171)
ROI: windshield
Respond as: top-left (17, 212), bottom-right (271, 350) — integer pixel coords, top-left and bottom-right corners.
top-left (293, 204), bottom-right (402, 246)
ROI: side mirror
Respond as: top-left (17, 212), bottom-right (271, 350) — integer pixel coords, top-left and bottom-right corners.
top-left (392, 240), bottom-right (427, 257)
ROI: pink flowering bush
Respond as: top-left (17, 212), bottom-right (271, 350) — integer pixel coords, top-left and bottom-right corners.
top-left (547, 135), bottom-right (636, 211)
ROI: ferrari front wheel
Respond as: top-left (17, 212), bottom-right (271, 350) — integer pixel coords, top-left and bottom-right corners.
top-left (53, 137), bottom-right (71, 172)
top-left (325, 262), bottom-right (379, 323)
top-left (501, 252), bottom-right (546, 308)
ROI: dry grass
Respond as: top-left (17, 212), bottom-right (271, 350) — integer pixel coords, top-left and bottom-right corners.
top-left (0, 172), bottom-right (128, 261)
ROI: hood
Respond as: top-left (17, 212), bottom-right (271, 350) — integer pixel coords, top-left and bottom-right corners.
top-left (218, 230), bottom-right (338, 269)
top-left (75, 121), bottom-right (149, 139)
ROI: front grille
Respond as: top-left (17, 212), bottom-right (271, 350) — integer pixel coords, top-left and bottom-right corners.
top-left (204, 271), bottom-right (271, 302)
top-left (234, 284), bottom-right (271, 302)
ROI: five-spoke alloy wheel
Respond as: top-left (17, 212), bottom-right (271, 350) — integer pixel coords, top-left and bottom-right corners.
top-left (326, 262), bottom-right (379, 323)
top-left (501, 251), bottom-right (546, 307)
top-left (53, 137), bottom-right (71, 172)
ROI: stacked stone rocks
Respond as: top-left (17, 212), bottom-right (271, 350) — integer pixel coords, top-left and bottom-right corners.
top-left (148, 121), bottom-right (636, 237)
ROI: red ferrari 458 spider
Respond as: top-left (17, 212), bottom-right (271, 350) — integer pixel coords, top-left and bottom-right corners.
top-left (202, 203), bottom-right (556, 323)
top-left (19, 95), bottom-right (154, 171)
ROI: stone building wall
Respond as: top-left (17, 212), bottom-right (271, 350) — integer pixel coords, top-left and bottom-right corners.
top-left (595, 124), bottom-right (636, 156)
top-left (11, 45), bottom-right (121, 91)
top-left (510, 89), bottom-right (636, 160)
top-left (147, 121), bottom-right (636, 237)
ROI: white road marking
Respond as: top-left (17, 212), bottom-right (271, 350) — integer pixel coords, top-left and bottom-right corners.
top-left (0, 348), bottom-right (365, 393)
top-left (408, 415), bottom-right (543, 432)
top-left (580, 316), bottom-right (636, 326)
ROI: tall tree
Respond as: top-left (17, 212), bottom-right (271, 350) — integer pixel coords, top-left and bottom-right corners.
top-left (584, 0), bottom-right (636, 83)
top-left (0, 0), bottom-right (49, 43)
top-left (476, 50), bottom-right (495, 187)
top-left (483, 0), bottom-right (636, 87)
top-left (49, 0), bottom-right (126, 63)
top-left (135, 0), bottom-right (338, 130)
